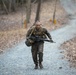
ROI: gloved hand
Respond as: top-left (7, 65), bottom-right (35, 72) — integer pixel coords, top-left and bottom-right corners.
top-left (50, 39), bottom-right (55, 43)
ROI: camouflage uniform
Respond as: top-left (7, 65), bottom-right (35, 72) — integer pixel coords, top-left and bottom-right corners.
top-left (26, 26), bottom-right (52, 68)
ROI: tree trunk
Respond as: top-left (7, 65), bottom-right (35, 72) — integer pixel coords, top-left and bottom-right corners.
top-left (2, 0), bottom-right (9, 14)
top-left (9, 0), bottom-right (12, 12)
top-left (53, 0), bottom-right (57, 23)
top-left (12, 0), bottom-right (16, 11)
top-left (35, 0), bottom-right (42, 23)
top-left (26, 0), bottom-right (31, 23)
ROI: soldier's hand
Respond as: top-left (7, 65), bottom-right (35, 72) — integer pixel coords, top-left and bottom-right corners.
top-left (50, 39), bottom-right (55, 43)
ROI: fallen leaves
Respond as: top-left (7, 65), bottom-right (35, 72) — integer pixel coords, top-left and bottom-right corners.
top-left (0, 29), bottom-right (27, 51)
top-left (60, 37), bottom-right (76, 68)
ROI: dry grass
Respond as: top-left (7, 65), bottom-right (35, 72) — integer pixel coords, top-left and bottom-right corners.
top-left (0, 28), bottom-right (27, 51)
top-left (60, 37), bottom-right (76, 68)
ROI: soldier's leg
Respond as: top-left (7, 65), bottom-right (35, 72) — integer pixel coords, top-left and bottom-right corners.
top-left (38, 43), bottom-right (44, 69)
top-left (39, 52), bottom-right (43, 63)
top-left (32, 50), bottom-right (38, 64)
top-left (31, 44), bottom-right (38, 69)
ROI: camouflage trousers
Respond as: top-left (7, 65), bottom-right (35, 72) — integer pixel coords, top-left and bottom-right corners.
top-left (31, 42), bottom-right (44, 64)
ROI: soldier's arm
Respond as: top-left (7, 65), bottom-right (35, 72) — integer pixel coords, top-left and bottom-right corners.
top-left (26, 29), bottom-right (32, 39)
top-left (43, 28), bottom-right (54, 42)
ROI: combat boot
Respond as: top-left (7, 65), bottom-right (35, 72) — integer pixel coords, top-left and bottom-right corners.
top-left (34, 64), bottom-right (38, 69)
top-left (39, 62), bottom-right (43, 69)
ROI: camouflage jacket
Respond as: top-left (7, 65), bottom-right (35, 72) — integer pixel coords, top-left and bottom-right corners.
top-left (26, 27), bottom-right (52, 40)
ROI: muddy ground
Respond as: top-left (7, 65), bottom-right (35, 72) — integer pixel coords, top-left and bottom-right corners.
top-left (0, 0), bottom-right (68, 52)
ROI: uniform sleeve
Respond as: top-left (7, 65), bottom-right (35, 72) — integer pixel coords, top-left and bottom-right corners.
top-left (26, 29), bottom-right (32, 38)
top-left (43, 28), bottom-right (52, 40)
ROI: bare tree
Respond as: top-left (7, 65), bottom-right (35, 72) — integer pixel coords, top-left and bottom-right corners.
top-left (9, 0), bottom-right (12, 12)
top-left (11, 0), bottom-right (16, 11)
top-left (53, 0), bottom-right (57, 23)
top-left (2, 0), bottom-right (9, 14)
top-left (35, 0), bottom-right (42, 22)
top-left (26, 0), bottom-right (31, 23)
